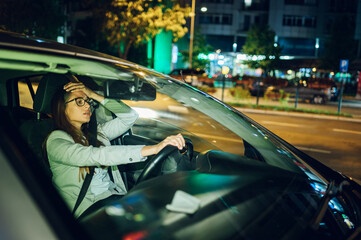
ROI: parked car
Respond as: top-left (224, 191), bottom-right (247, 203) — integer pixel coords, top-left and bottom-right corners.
top-left (169, 68), bottom-right (214, 86)
top-left (248, 79), bottom-right (270, 97)
top-left (1, 31), bottom-right (361, 240)
top-left (281, 79), bottom-right (338, 104)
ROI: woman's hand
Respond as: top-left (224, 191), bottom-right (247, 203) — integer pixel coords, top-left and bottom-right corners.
top-left (156, 133), bottom-right (185, 153)
top-left (141, 134), bottom-right (185, 157)
top-left (64, 82), bottom-right (104, 103)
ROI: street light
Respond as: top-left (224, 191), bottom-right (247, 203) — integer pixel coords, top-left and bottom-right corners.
top-left (189, 0), bottom-right (196, 69)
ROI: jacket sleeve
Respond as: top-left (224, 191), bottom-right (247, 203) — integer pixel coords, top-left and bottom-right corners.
top-left (46, 130), bottom-right (145, 167)
top-left (97, 99), bottom-right (139, 141)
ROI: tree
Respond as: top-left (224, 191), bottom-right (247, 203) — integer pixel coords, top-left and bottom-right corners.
top-left (181, 28), bottom-right (214, 69)
top-left (319, 15), bottom-right (357, 72)
top-left (104, 0), bottom-right (191, 59)
top-left (0, 0), bottom-right (65, 40)
top-left (242, 24), bottom-right (282, 75)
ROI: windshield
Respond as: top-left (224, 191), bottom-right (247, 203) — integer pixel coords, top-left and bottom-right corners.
top-left (101, 64), bottom-right (324, 180)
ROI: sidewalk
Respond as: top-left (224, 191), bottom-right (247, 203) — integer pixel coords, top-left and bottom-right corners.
top-left (209, 88), bottom-right (361, 122)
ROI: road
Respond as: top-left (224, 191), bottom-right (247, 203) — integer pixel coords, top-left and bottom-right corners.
top-left (242, 111), bottom-right (361, 180)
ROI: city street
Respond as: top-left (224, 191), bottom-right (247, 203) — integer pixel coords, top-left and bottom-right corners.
top-left (242, 110), bottom-right (361, 180)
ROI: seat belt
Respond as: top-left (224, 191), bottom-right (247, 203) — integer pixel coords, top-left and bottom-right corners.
top-left (72, 110), bottom-right (97, 215)
top-left (72, 167), bottom-right (94, 215)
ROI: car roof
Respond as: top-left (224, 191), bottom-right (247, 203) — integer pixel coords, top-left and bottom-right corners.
top-left (0, 31), bottom-right (173, 83)
top-left (0, 30), bottom-right (125, 64)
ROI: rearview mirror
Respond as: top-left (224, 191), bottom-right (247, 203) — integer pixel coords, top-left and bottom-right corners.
top-left (103, 79), bottom-right (156, 101)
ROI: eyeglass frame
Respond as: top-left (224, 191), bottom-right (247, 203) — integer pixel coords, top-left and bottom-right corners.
top-left (65, 97), bottom-right (94, 107)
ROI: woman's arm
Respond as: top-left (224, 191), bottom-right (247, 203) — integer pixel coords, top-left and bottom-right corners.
top-left (47, 131), bottom-right (185, 166)
top-left (141, 133), bottom-right (185, 157)
top-left (64, 81), bottom-right (137, 140)
top-left (97, 99), bottom-right (139, 141)
top-left (47, 130), bottom-right (145, 167)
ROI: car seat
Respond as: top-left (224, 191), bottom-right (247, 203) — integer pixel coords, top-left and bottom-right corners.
top-left (19, 73), bottom-right (69, 177)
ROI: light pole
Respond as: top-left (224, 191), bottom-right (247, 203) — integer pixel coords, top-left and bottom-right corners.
top-left (189, 0), bottom-right (196, 69)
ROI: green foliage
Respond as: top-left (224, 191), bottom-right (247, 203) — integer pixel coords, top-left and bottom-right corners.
top-left (277, 89), bottom-right (289, 106)
top-left (228, 87), bottom-right (251, 100)
top-left (0, 0), bottom-right (65, 39)
top-left (181, 28), bottom-right (214, 69)
top-left (104, 0), bottom-right (190, 59)
top-left (242, 24), bottom-right (282, 75)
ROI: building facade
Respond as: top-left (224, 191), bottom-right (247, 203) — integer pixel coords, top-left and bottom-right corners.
top-left (192, 0), bottom-right (361, 75)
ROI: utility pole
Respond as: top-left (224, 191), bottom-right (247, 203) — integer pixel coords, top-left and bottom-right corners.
top-left (189, 0), bottom-right (195, 69)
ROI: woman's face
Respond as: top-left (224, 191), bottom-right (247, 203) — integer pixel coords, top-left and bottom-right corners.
top-left (65, 91), bottom-right (91, 129)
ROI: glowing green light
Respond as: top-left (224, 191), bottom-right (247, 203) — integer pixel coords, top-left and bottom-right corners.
top-left (198, 53), bottom-right (208, 60)
top-left (154, 30), bottom-right (172, 74)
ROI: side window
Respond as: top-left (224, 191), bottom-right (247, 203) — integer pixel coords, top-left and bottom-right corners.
top-left (18, 76), bottom-right (41, 109)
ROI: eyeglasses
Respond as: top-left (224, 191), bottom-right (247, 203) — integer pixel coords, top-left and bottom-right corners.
top-left (65, 97), bottom-right (94, 107)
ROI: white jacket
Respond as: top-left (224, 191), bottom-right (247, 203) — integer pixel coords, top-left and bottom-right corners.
top-left (46, 99), bottom-right (145, 217)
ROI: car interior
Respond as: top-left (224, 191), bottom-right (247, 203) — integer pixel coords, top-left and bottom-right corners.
top-left (1, 63), bottom-right (361, 239)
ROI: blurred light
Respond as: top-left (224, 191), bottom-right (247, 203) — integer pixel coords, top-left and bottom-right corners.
top-left (216, 49), bottom-right (221, 53)
top-left (330, 72), bottom-right (334, 75)
top-left (133, 107), bottom-right (158, 118)
top-left (57, 36), bottom-right (64, 43)
top-left (198, 53), bottom-right (208, 60)
top-left (222, 66), bottom-right (230, 75)
top-left (245, 0), bottom-right (252, 7)
top-left (190, 97), bottom-right (200, 103)
top-left (218, 60), bottom-right (224, 65)
top-left (208, 53), bottom-right (215, 60)
top-left (280, 56), bottom-right (294, 60)
top-left (274, 43), bottom-right (278, 47)
top-left (232, 42), bottom-right (237, 52)
top-left (287, 70), bottom-right (293, 74)
top-left (237, 54), bottom-right (247, 60)
top-left (218, 55), bottom-right (224, 60)
top-left (255, 68), bottom-right (263, 76)
top-left (172, 45), bottom-right (178, 63)
top-left (123, 231), bottom-right (148, 240)
top-left (201, 7), bottom-right (207, 12)
top-left (315, 38), bottom-right (319, 49)
top-left (105, 205), bottom-right (125, 216)
top-left (312, 67), bottom-right (317, 72)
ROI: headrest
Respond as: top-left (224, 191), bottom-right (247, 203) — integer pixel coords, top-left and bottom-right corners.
top-left (33, 73), bottom-right (70, 114)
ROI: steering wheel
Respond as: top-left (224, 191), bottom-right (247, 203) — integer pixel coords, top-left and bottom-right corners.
top-left (136, 138), bottom-right (193, 184)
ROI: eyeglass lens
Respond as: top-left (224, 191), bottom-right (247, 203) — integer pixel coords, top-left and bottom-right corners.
top-left (75, 98), bottom-right (86, 106)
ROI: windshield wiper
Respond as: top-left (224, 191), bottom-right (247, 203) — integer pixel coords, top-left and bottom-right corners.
top-left (311, 180), bottom-right (350, 230)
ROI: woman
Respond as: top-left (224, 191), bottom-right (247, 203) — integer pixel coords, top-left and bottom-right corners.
top-left (46, 81), bottom-right (185, 218)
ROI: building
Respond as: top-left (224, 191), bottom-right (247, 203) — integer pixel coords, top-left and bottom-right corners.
top-left (189, 0), bottom-right (361, 76)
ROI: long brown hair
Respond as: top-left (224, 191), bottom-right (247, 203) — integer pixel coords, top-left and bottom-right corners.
top-left (50, 87), bottom-right (102, 180)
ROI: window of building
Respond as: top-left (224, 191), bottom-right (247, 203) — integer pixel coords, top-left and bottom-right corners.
top-left (243, 0), bottom-right (269, 10)
top-left (304, 16), bottom-right (316, 27)
top-left (200, 0), bottom-right (233, 3)
top-left (282, 15), bottom-right (317, 28)
top-left (244, 15), bottom-right (251, 31)
top-left (284, 0), bottom-right (318, 6)
top-left (223, 15), bottom-right (233, 25)
top-left (199, 15), bottom-right (212, 24)
top-left (199, 13), bottom-right (233, 25)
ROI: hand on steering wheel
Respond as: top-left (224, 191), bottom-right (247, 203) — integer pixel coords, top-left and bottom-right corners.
top-left (136, 137), bottom-right (193, 184)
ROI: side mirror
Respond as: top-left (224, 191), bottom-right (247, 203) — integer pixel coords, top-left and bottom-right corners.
top-left (103, 79), bottom-right (156, 101)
